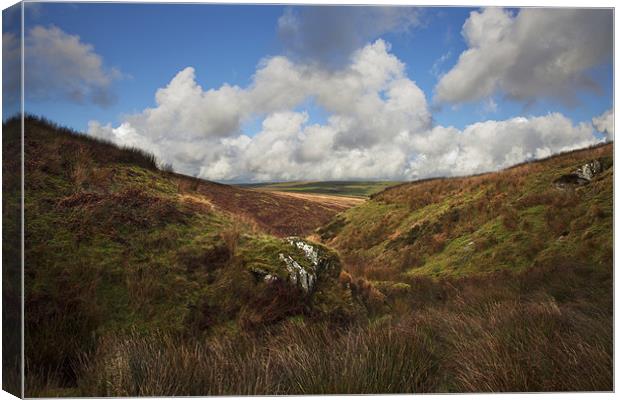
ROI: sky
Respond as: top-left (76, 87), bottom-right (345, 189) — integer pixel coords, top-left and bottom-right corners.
top-left (2, 3), bottom-right (615, 182)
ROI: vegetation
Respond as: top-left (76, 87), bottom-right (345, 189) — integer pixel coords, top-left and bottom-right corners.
top-left (16, 116), bottom-right (360, 396)
top-left (3, 116), bottom-right (22, 396)
top-left (12, 116), bottom-right (613, 395)
top-left (324, 143), bottom-right (612, 280)
top-left (39, 263), bottom-right (612, 395)
top-left (239, 180), bottom-right (400, 198)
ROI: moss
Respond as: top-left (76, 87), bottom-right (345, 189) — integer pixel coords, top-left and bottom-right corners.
top-left (239, 235), bottom-right (310, 277)
top-left (310, 280), bottom-right (365, 323)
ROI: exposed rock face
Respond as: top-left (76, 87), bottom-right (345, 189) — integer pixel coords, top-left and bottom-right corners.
top-left (554, 159), bottom-right (605, 189)
top-left (279, 253), bottom-right (315, 292)
top-left (277, 237), bottom-right (337, 294)
top-left (290, 238), bottom-right (320, 265)
top-left (575, 160), bottom-right (602, 181)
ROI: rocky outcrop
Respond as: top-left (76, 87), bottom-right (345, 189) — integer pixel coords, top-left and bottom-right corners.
top-left (554, 159), bottom-right (606, 189)
top-left (276, 237), bottom-right (338, 293)
top-left (575, 159), bottom-right (603, 181)
top-left (279, 253), bottom-right (315, 292)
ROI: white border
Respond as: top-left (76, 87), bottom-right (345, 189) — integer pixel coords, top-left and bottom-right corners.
top-left (0, 1), bottom-right (616, 400)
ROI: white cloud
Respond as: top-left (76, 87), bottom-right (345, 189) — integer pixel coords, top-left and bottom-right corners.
top-left (89, 39), bottom-right (603, 182)
top-left (408, 113), bottom-right (599, 179)
top-left (14, 25), bottom-right (122, 105)
top-left (435, 8), bottom-right (612, 105)
top-left (482, 98), bottom-right (498, 114)
top-left (592, 109), bottom-right (614, 141)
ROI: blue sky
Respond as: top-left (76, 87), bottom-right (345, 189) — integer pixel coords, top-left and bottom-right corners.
top-left (20, 3), bottom-right (612, 132)
top-left (3, 3), bottom-right (614, 181)
top-left (22, 3), bottom-right (285, 128)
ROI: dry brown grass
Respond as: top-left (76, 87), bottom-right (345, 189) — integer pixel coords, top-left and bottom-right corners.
top-left (17, 115), bottom-right (613, 396)
top-left (169, 175), bottom-right (360, 237)
top-left (269, 190), bottom-right (364, 208)
top-left (68, 261), bottom-right (611, 396)
top-left (220, 222), bottom-right (241, 260)
top-left (70, 147), bottom-right (93, 189)
top-left (25, 252), bottom-right (612, 396)
top-left (73, 320), bottom-right (440, 396)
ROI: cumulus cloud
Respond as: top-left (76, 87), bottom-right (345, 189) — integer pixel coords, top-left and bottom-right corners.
top-left (592, 109), bottom-right (613, 141)
top-left (408, 113), bottom-right (599, 179)
top-left (89, 39), bottom-right (602, 182)
top-left (3, 25), bottom-right (122, 106)
top-left (435, 8), bottom-right (612, 105)
top-left (278, 6), bottom-right (421, 68)
top-left (90, 40), bottom-right (430, 177)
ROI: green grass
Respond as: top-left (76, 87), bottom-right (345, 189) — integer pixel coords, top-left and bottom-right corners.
top-left (14, 116), bottom-right (613, 395)
top-left (239, 180), bottom-right (401, 198)
top-left (326, 144), bottom-right (613, 281)
top-left (19, 117), bottom-right (360, 394)
top-left (67, 262), bottom-right (612, 396)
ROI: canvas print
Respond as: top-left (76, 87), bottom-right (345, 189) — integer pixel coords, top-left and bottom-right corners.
top-left (2, 2), bottom-right (614, 397)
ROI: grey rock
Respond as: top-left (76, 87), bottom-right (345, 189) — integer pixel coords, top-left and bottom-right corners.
top-left (263, 274), bottom-right (278, 284)
top-left (279, 253), bottom-right (315, 292)
top-left (575, 160), bottom-right (602, 181)
top-left (554, 159), bottom-right (604, 189)
top-left (277, 237), bottom-right (332, 293)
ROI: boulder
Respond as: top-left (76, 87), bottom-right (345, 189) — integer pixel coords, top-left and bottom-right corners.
top-left (575, 159), bottom-right (602, 181)
top-left (554, 159), bottom-right (605, 189)
top-left (277, 237), bottom-right (338, 294)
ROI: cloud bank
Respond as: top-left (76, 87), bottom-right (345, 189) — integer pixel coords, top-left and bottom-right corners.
top-left (3, 25), bottom-right (121, 106)
top-left (89, 39), bottom-right (603, 182)
top-left (435, 8), bottom-right (612, 105)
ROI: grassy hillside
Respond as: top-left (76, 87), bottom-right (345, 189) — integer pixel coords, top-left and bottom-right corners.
top-left (13, 116), bottom-right (363, 395)
top-left (312, 143), bottom-right (613, 392)
top-left (9, 115), bottom-right (613, 395)
top-left (182, 178), bottom-right (357, 236)
top-left (321, 144), bottom-right (613, 280)
top-left (240, 180), bottom-right (400, 198)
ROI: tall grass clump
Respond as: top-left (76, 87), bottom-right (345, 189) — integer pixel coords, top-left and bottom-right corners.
top-left (75, 320), bottom-right (441, 396)
top-left (67, 262), bottom-right (612, 396)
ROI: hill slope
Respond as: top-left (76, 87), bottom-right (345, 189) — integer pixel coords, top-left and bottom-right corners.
top-left (182, 178), bottom-right (358, 236)
top-left (320, 144), bottom-right (613, 280)
top-left (6, 116), bottom-right (613, 395)
top-left (11, 116), bottom-right (363, 394)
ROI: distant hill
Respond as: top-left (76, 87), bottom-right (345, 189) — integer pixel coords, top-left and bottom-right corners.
top-left (239, 180), bottom-right (401, 198)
